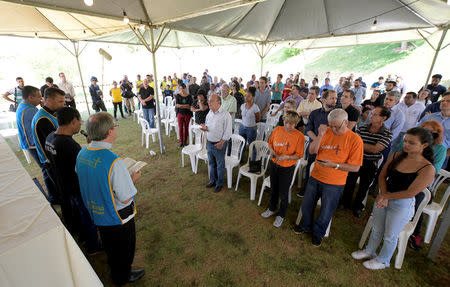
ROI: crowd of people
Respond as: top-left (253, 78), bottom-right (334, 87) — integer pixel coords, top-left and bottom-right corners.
top-left (4, 67), bottom-right (449, 281)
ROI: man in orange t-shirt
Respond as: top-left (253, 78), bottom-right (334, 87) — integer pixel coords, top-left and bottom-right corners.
top-left (294, 109), bottom-right (363, 246)
top-left (261, 111), bottom-right (305, 228)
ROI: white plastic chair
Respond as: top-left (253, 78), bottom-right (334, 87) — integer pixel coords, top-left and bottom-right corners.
top-left (160, 108), bottom-right (176, 136)
top-left (429, 169), bottom-right (450, 196)
top-left (181, 127), bottom-right (204, 173)
top-left (258, 159), bottom-right (303, 206)
top-left (194, 133), bottom-right (209, 175)
top-left (225, 134), bottom-right (246, 189)
top-left (361, 155), bottom-right (384, 208)
top-left (423, 184), bottom-right (450, 244)
top-left (295, 163), bottom-right (332, 237)
top-left (266, 112), bottom-right (281, 128)
top-left (358, 188), bottom-right (431, 269)
top-left (234, 119), bottom-right (242, 135)
top-left (268, 104), bottom-right (280, 115)
top-left (256, 122), bottom-right (268, 141)
top-left (133, 109), bottom-right (143, 122)
top-left (139, 118), bottom-right (158, 148)
top-left (235, 140), bottom-right (270, 200)
top-left (297, 135), bottom-right (310, 187)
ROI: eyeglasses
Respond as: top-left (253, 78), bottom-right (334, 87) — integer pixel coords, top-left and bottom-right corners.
top-left (330, 120), bottom-right (345, 130)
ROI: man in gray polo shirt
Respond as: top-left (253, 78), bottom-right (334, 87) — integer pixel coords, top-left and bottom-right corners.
top-left (255, 76), bottom-right (272, 122)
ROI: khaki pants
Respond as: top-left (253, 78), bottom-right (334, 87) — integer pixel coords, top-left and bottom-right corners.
top-left (124, 97), bottom-right (135, 114)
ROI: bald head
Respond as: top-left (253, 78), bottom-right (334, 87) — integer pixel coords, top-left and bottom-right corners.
top-left (208, 93), bottom-right (221, 112)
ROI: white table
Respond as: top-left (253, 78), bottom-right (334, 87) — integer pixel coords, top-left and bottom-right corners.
top-left (0, 137), bottom-right (103, 287)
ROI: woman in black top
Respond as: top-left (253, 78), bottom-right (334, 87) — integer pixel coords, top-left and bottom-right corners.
top-left (191, 90), bottom-right (209, 125)
top-left (175, 83), bottom-right (193, 147)
top-left (351, 127), bottom-right (435, 270)
top-left (231, 80), bottom-right (245, 118)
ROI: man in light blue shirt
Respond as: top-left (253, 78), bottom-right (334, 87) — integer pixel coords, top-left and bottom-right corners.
top-left (420, 92), bottom-right (450, 149)
top-left (351, 78), bottom-right (367, 107)
top-left (320, 78), bottom-right (334, 96)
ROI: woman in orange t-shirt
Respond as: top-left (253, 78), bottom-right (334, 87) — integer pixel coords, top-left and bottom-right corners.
top-left (261, 110), bottom-right (305, 228)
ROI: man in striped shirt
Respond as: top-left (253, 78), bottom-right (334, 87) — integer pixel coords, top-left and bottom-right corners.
top-left (341, 106), bottom-right (393, 218)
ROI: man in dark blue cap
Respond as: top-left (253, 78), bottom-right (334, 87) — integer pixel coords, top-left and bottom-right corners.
top-left (89, 76), bottom-right (107, 112)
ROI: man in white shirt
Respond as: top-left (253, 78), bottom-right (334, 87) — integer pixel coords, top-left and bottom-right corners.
top-left (201, 94), bottom-right (232, 193)
top-left (57, 72), bottom-right (76, 108)
top-left (391, 91), bottom-right (425, 152)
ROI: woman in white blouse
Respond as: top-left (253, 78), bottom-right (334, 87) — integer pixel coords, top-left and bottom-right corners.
top-left (239, 86), bottom-right (261, 145)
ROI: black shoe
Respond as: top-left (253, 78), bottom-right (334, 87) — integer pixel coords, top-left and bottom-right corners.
top-left (293, 225), bottom-right (310, 235)
top-left (184, 142), bottom-right (189, 146)
top-left (296, 190), bottom-right (305, 198)
top-left (178, 143), bottom-right (184, 148)
top-left (205, 182), bottom-right (215, 188)
top-left (121, 116), bottom-right (126, 119)
top-left (353, 209), bottom-right (363, 219)
top-left (213, 186), bottom-right (223, 193)
top-left (312, 236), bottom-right (322, 247)
top-left (128, 269), bottom-right (145, 283)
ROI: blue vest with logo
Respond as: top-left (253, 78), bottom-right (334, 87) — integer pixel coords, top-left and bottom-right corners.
top-left (16, 102), bottom-right (38, 150)
top-left (31, 108), bottom-right (58, 163)
top-left (76, 146), bottom-right (124, 226)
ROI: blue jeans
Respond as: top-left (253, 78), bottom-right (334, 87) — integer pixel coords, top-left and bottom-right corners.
top-left (142, 108), bottom-right (156, 128)
top-left (207, 141), bottom-right (227, 187)
top-left (300, 177), bottom-right (344, 238)
top-left (239, 125), bottom-right (257, 146)
top-left (365, 197), bottom-right (414, 266)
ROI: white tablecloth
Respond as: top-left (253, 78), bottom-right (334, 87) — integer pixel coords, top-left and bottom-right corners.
top-left (0, 137), bottom-right (102, 287)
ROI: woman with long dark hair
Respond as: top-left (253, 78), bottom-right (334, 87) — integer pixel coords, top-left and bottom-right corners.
top-left (351, 127), bottom-right (435, 270)
top-left (175, 83), bottom-right (193, 147)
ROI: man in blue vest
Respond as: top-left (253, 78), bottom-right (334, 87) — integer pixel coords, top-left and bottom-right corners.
top-left (31, 87), bottom-right (65, 204)
top-left (76, 112), bottom-right (145, 285)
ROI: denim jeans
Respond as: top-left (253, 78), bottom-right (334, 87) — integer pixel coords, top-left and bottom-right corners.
top-left (143, 107), bottom-right (156, 128)
top-left (207, 141), bottom-right (227, 187)
top-left (300, 177), bottom-right (344, 239)
top-left (365, 197), bottom-right (415, 266)
top-left (239, 125), bottom-right (257, 146)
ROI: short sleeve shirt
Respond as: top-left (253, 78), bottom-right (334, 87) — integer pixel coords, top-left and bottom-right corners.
top-left (271, 82), bottom-right (284, 101)
top-left (254, 88), bottom-right (272, 120)
top-left (139, 86), bottom-right (155, 109)
top-left (241, 103), bottom-right (260, 127)
top-left (269, 126), bottom-right (305, 167)
top-left (311, 128), bottom-right (364, 185)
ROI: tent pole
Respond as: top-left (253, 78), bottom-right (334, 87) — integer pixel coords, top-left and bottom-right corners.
top-left (73, 41), bottom-right (91, 115)
top-left (423, 26), bottom-right (448, 88)
top-left (260, 43), bottom-right (264, 77)
top-left (150, 26), bottom-right (165, 154)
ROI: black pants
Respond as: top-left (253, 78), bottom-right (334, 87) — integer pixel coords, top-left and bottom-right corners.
top-left (28, 148), bottom-right (59, 204)
top-left (98, 217), bottom-right (136, 285)
top-left (94, 100), bottom-right (107, 113)
top-left (269, 162), bottom-right (295, 218)
top-left (113, 102), bottom-right (124, 118)
top-left (342, 158), bottom-right (378, 210)
top-left (302, 150), bottom-right (316, 190)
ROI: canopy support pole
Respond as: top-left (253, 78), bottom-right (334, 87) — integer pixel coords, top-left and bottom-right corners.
top-left (423, 26), bottom-right (448, 89)
top-left (72, 41), bottom-right (91, 115)
top-left (130, 24), bottom-right (171, 154)
top-left (253, 42), bottom-right (275, 77)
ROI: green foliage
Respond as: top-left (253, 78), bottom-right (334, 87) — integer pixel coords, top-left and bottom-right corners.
top-left (266, 47), bottom-right (302, 64)
top-left (305, 41), bottom-right (425, 79)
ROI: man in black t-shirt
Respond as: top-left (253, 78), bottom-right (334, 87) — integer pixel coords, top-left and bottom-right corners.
top-left (188, 77), bottom-right (200, 100)
top-left (341, 89), bottom-right (360, 131)
top-left (40, 77), bottom-right (59, 100)
top-left (138, 78), bottom-right (156, 128)
top-left (45, 107), bottom-right (100, 254)
top-left (421, 74), bottom-right (447, 103)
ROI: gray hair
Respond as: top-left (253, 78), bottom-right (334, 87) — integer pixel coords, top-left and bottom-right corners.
top-left (386, 90), bottom-right (401, 102)
top-left (328, 108), bottom-right (348, 122)
top-left (86, 112), bottom-right (115, 141)
top-left (222, 83), bottom-right (230, 90)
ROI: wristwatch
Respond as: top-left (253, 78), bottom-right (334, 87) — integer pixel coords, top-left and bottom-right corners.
top-left (334, 164), bottom-right (340, 170)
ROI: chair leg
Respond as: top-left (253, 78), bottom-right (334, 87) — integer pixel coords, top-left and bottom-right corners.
top-left (359, 215), bottom-right (374, 249)
top-left (258, 185), bottom-right (265, 206)
top-left (296, 207), bottom-right (303, 226)
top-left (424, 213), bottom-right (437, 244)
top-left (141, 133), bottom-right (144, 146)
top-left (146, 134), bottom-right (149, 149)
top-left (325, 218), bottom-right (332, 237)
top-left (395, 231), bottom-right (408, 269)
top-left (250, 178), bottom-right (257, 200)
top-left (189, 154), bottom-right (196, 173)
top-left (235, 172), bottom-right (241, 191)
top-left (151, 133), bottom-right (156, 142)
top-left (194, 156), bottom-right (199, 174)
top-left (22, 149), bottom-right (31, 164)
top-left (226, 166), bottom-right (232, 189)
top-left (181, 152), bottom-right (185, 167)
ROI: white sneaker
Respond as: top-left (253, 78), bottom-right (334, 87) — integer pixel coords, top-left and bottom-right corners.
top-left (273, 216), bottom-right (284, 228)
top-left (363, 258), bottom-right (387, 270)
top-left (261, 209), bottom-right (275, 218)
top-left (351, 250), bottom-right (373, 260)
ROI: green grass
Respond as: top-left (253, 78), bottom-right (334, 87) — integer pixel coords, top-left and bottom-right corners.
top-left (266, 47), bottom-right (302, 65)
top-left (304, 41), bottom-right (425, 80)
top-left (11, 111), bottom-right (450, 287)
